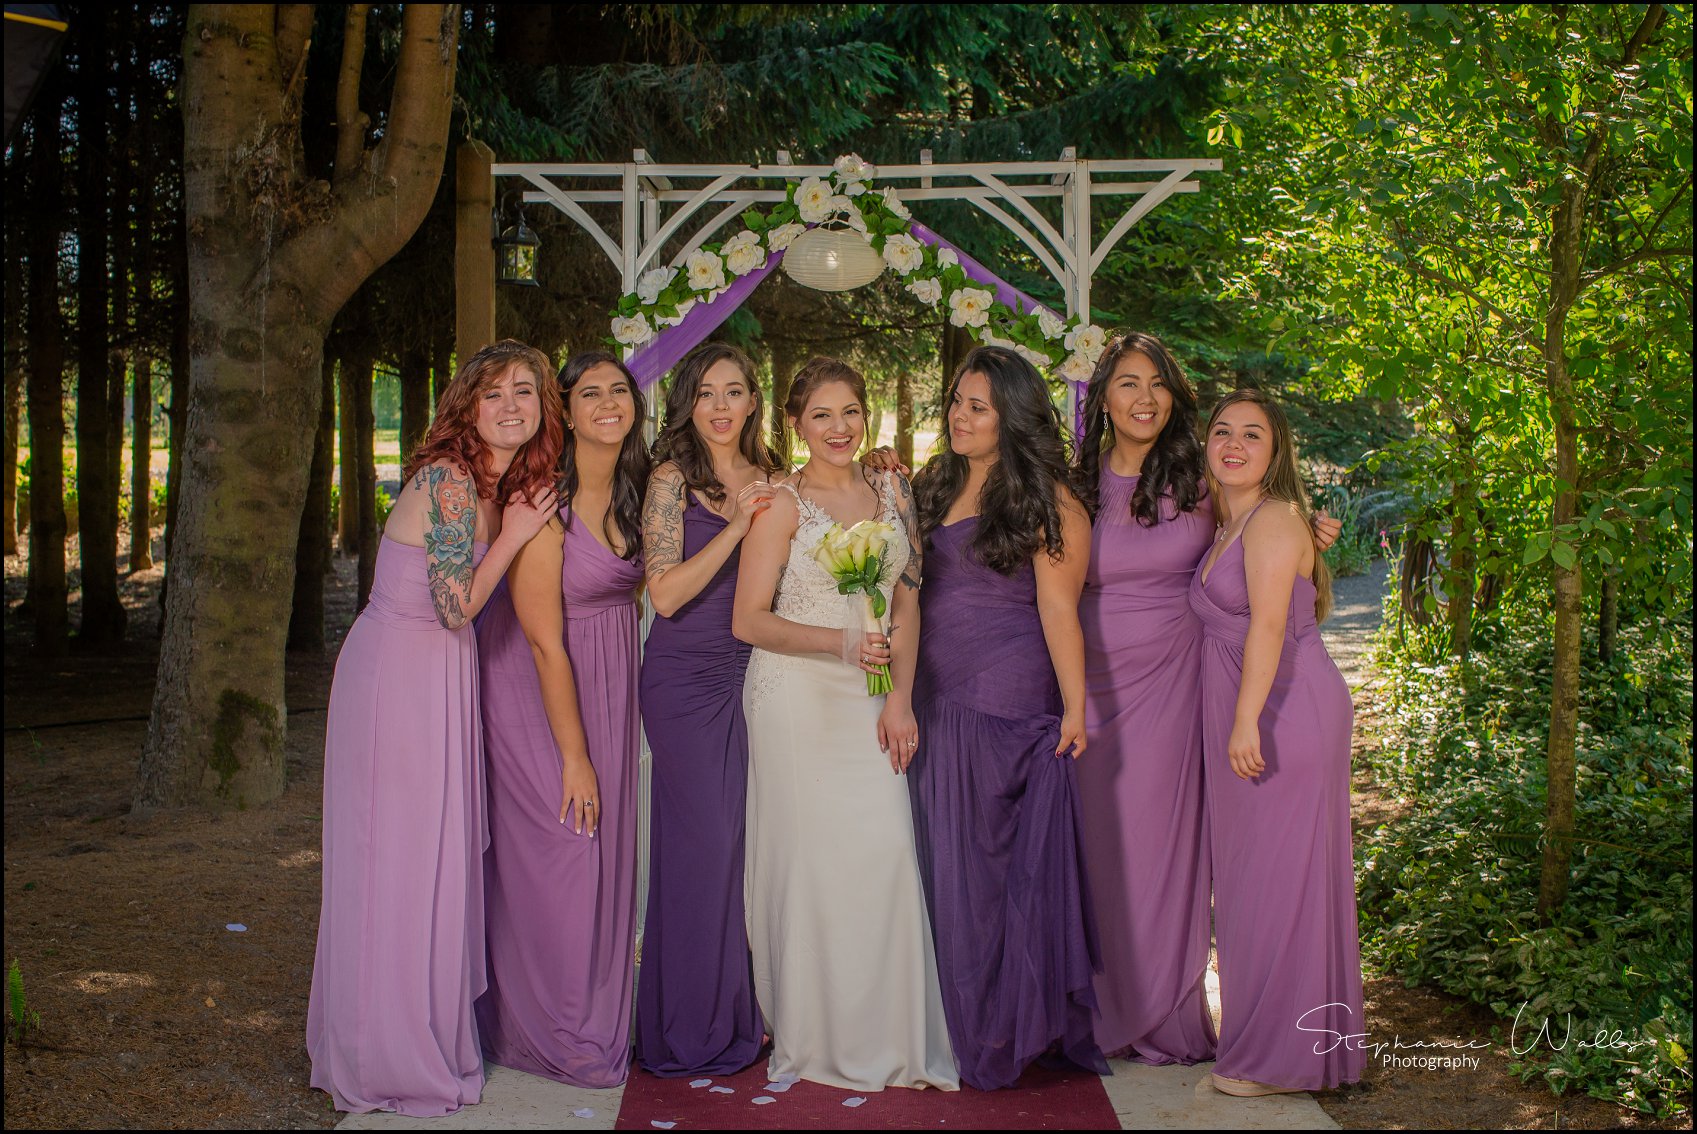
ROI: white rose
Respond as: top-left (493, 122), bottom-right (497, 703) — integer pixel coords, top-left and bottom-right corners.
top-left (937, 247), bottom-right (959, 267)
top-left (685, 249), bottom-right (727, 292)
top-left (835, 200), bottom-right (869, 233)
top-left (1057, 352), bottom-right (1095, 383)
top-left (832, 153), bottom-right (875, 184)
top-left (947, 287), bottom-right (993, 329)
top-left (723, 238), bottom-right (767, 277)
top-left (1037, 308), bottom-right (1066, 342)
top-left (656, 297), bottom-right (697, 328)
top-left (1065, 322), bottom-right (1108, 362)
top-left (882, 234), bottom-right (924, 275)
top-left (880, 187), bottom-right (911, 220)
top-left (796, 176), bottom-right (835, 223)
top-left (980, 328), bottom-right (1014, 349)
top-left (907, 277), bottom-right (943, 307)
top-left (1017, 344), bottom-right (1053, 369)
top-left (767, 222), bottom-right (806, 251)
top-left (721, 229), bottom-right (760, 253)
top-left (636, 266), bottom-right (675, 306)
top-left (611, 314), bottom-right (654, 347)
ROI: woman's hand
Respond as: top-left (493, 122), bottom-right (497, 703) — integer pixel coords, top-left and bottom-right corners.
top-left (559, 753), bottom-right (601, 836)
top-left (840, 625), bottom-right (893, 674)
top-left (1312, 508), bottom-right (1342, 553)
top-left (1055, 707), bottom-right (1087, 759)
top-left (727, 480), bottom-right (777, 539)
top-left (861, 446), bottom-right (911, 477)
top-left (1227, 718), bottom-right (1265, 780)
top-left (501, 488), bottom-right (559, 545)
top-left (877, 695), bottom-right (919, 774)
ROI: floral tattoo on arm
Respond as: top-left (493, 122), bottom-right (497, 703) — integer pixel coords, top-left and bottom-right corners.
top-left (422, 465), bottom-right (477, 629)
top-left (895, 473), bottom-right (922, 592)
top-left (642, 465), bottom-right (686, 585)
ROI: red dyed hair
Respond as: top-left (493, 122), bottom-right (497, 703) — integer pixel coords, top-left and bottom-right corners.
top-left (403, 339), bottom-right (565, 504)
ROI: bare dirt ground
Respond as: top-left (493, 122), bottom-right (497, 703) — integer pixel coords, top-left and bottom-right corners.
top-left (2, 545), bottom-right (1684, 1129)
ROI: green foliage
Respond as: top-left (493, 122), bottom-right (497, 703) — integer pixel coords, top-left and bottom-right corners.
top-left (1360, 600), bottom-right (1693, 1115)
top-left (7, 959), bottom-right (41, 1046)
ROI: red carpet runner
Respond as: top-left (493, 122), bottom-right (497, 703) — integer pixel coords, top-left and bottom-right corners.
top-left (614, 1058), bottom-right (1119, 1130)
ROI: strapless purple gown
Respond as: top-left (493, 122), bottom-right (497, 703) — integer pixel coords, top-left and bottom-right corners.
top-left (1189, 530), bottom-right (1364, 1090)
top-left (474, 513), bottom-right (644, 1086)
top-left (307, 536), bottom-right (489, 1116)
top-left (634, 496), bottom-right (763, 1076)
top-left (907, 517), bottom-right (1107, 1090)
top-left (1077, 472), bottom-right (1218, 1063)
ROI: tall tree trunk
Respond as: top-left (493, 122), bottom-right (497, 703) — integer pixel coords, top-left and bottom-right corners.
top-left (941, 322), bottom-right (971, 396)
top-left (160, 259), bottom-right (188, 616)
top-left (431, 340), bottom-right (452, 408)
top-left (26, 90), bottom-right (68, 657)
top-left (3, 350), bottom-right (20, 557)
top-left (336, 350), bottom-right (358, 553)
top-left (76, 13), bottom-right (127, 645)
top-left (895, 365), bottom-right (914, 470)
top-left (137, 5), bottom-right (459, 812)
top-left (769, 340), bottom-right (799, 465)
top-left (349, 350), bottom-right (378, 610)
top-left (398, 347), bottom-right (431, 462)
top-left (288, 352), bottom-right (336, 652)
top-left (1598, 573), bottom-right (1618, 664)
top-left (1447, 414), bottom-right (1476, 666)
top-left (129, 358), bottom-right (154, 570)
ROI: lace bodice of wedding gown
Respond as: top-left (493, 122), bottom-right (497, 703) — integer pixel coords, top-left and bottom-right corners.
top-left (745, 473), bottom-right (908, 711)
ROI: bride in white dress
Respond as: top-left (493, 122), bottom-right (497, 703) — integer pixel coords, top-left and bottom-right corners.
top-left (731, 357), bottom-right (958, 1092)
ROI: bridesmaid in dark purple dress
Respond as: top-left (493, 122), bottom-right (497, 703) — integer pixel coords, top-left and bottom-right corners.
top-left (1071, 333), bottom-right (1218, 1065)
top-left (475, 352), bottom-right (650, 1086)
top-left (1189, 388), bottom-right (1364, 1096)
top-left (635, 343), bottom-right (780, 1077)
top-left (908, 345), bottom-right (1106, 1090)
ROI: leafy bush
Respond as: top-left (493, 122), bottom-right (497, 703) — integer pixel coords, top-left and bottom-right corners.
top-left (1359, 601), bottom-right (1693, 1116)
top-left (1315, 483), bottom-right (1407, 578)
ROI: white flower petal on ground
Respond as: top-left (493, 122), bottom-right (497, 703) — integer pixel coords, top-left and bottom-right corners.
top-left (906, 277), bottom-right (943, 306)
top-left (881, 233), bottom-right (925, 275)
top-left (947, 287), bottom-right (994, 328)
top-left (767, 222), bottom-right (806, 251)
top-left (636, 266), bottom-right (675, 305)
top-left (611, 314), bottom-right (655, 347)
top-left (685, 249), bottom-right (727, 292)
top-left (796, 176), bottom-right (836, 223)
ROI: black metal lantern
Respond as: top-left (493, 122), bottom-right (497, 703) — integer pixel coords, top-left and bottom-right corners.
top-left (494, 214), bottom-right (540, 287)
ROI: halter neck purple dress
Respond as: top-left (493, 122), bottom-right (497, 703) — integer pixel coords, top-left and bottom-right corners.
top-left (474, 511), bottom-right (644, 1087)
top-left (308, 536), bottom-right (490, 1117)
top-left (1189, 517), bottom-right (1364, 1090)
top-left (634, 494), bottom-right (764, 1076)
top-left (1077, 471), bottom-right (1218, 1063)
top-left (907, 517), bottom-right (1107, 1090)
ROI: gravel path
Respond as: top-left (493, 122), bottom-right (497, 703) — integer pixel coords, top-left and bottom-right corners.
top-left (1321, 559), bottom-right (1390, 690)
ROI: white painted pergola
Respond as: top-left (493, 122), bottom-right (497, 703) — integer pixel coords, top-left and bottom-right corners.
top-left (492, 147), bottom-right (1220, 345)
top-left (477, 148), bottom-right (1219, 930)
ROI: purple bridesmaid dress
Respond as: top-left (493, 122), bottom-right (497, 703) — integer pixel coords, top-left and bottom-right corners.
top-left (634, 495), bottom-right (764, 1076)
top-left (1189, 518), bottom-right (1365, 1090)
top-left (307, 536), bottom-right (489, 1117)
top-left (474, 512), bottom-right (644, 1087)
top-left (1078, 471), bottom-right (1218, 1063)
top-left (908, 518), bottom-right (1107, 1090)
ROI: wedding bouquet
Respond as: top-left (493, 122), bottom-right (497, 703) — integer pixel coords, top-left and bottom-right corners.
top-left (812, 519), bottom-right (897, 695)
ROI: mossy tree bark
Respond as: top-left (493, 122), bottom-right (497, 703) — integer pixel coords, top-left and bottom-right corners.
top-left (288, 353), bottom-right (336, 652)
top-left (137, 4), bottom-right (459, 812)
top-left (25, 87), bottom-right (69, 657)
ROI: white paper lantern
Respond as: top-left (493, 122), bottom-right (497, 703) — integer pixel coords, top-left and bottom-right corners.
top-left (780, 225), bottom-right (885, 292)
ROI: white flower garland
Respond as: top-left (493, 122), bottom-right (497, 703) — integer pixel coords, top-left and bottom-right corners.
top-left (607, 154), bottom-right (1107, 381)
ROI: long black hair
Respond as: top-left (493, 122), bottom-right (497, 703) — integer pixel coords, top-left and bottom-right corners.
top-left (558, 351), bottom-right (650, 560)
top-left (1071, 331), bottom-right (1204, 525)
top-left (650, 341), bottom-right (779, 505)
top-left (914, 345), bottom-right (1071, 575)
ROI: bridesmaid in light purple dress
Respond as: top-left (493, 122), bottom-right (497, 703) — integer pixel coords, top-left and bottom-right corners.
top-left (308, 341), bottom-right (564, 1117)
top-left (475, 351), bottom-right (650, 1087)
top-left (1190, 388), bottom-right (1364, 1096)
top-left (1072, 333), bottom-right (1218, 1065)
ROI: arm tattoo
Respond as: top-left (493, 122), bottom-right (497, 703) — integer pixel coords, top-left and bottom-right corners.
top-left (422, 465), bottom-right (477, 629)
top-left (895, 473), bottom-right (923, 592)
top-left (642, 466), bottom-right (686, 583)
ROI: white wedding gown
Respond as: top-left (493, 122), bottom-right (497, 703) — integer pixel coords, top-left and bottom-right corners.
top-left (742, 477), bottom-right (958, 1092)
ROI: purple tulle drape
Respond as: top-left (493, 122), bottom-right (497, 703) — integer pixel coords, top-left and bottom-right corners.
top-left (621, 223), bottom-right (1086, 438)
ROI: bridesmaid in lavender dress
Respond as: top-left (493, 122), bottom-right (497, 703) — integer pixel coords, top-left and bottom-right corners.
top-left (475, 351), bottom-right (650, 1086)
top-left (635, 343), bottom-right (779, 1077)
top-left (307, 341), bottom-right (563, 1116)
top-left (1071, 333), bottom-right (1218, 1065)
top-left (908, 345), bottom-right (1106, 1090)
top-left (1190, 388), bottom-right (1364, 1096)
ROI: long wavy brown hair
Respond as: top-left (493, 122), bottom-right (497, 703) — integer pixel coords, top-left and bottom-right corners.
top-left (650, 341), bottom-right (779, 504)
top-left (1204, 387), bottom-right (1332, 622)
top-left (557, 350), bottom-right (649, 561)
top-left (403, 339), bottom-right (564, 505)
top-left (1071, 331), bottom-right (1204, 525)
